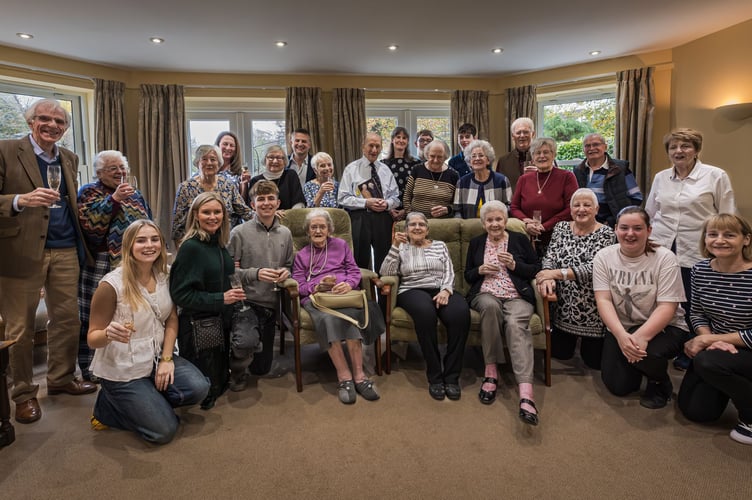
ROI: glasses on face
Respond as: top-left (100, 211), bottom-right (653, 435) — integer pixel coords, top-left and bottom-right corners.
top-left (34, 115), bottom-right (67, 126)
top-left (309, 224), bottom-right (328, 232)
top-left (267, 156), bottom-right (286, 162)
top-left (103, 165), bottom-right (128, 174)
top-left (418, 137), bottom-right (433, 144)
top-left (513, 129), bottom-right (532, 137)
top-left (471, 153), bottom-right (487, 159)
top-left (584, 142), bottom-right (605, 149)
top-left (670, 144), bottom-right (695, 151)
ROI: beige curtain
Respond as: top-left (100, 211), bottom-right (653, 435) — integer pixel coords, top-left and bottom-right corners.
top-left (332, 88), bottom-right (366, 176)
top-left (615, 67), bottom-right (655, 194)
top-left (138, 84), bottom-right (186, 250)
top-left (504, 85), bottom-right (537, 152)
top-left (94, 79), bottom-right (127, 154)
top-left (285, 87), bottom-right (325, 154)
top-left (450, 90), bottom-right (489, 155)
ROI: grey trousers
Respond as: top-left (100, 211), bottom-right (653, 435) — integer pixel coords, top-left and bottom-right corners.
top-left (471, 293), bottom-right (534, 385)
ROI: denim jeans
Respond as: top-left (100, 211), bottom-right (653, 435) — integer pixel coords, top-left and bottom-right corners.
top-left (93, 356), bottom-right (210, 444)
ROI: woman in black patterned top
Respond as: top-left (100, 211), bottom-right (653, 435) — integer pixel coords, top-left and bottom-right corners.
top-left (403, 139), bottom-right (458, 218)
top-left (678, 213), bottom-right (752, 446)
top-left (382, 126), bottom-right (422, 222)
top-left (536, 188), bottom-right (615, 370)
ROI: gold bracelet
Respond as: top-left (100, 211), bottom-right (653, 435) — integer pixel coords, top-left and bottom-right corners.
top-left (160, 355), bottom-right (173, 362)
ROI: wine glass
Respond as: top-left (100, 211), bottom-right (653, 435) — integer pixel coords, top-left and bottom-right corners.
top-left (532, 210), bottom-right (542, 243)
top-left (126, 175), bottom-right (138, 190)
top-left (229, 272), bottom-right (250, 312)
top-left (47, 164), bottom-right (62, 208)
top-left (114, 307), bottom-right (135, 361)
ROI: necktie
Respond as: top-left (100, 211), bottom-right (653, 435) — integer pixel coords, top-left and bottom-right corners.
top-left (370, 162), bottom-right (384, 198)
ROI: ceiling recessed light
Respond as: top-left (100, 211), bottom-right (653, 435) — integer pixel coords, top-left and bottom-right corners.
top-left (589, 50), bottom-right (601, 56)
top-left (16, 32), bottom-right (34, 40)
top-left (276, 41), bottom-right (288, 47)
top-left (492, 48), bottom-right (503, 54)
top-left (387, 44), bottom-right (399, 51)
top-left (149, 37), bottom-right (164, 44)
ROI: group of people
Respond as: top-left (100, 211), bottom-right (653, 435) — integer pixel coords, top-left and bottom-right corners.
top-left (1, 98), bottom-right (750, 448)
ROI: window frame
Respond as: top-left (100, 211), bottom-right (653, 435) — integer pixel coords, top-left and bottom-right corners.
top-left (365, 98), bottom-right (451, 156)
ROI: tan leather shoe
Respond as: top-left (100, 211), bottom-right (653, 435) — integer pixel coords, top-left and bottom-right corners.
top-left (15, 398), bottom-right (41, 424)
top-left (47, 378), bottom-right (97, 396)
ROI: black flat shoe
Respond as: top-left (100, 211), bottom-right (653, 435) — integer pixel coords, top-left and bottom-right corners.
top-left (445, 384), bottom-right (461, 401)
top-left (429, 383), bottom-right (446, 401)
top-left (478, 377), bottom-right (498, 405)
top-left (519, 398), bottom-right (539, 426)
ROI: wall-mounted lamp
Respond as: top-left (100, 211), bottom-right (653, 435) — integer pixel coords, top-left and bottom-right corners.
top-left (716, 102), bottom-right (752, 121)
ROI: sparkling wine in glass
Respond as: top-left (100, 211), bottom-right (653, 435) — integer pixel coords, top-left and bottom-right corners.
top-left (532, 210), bottom-right (542, 243)
top-left (47, 164), bottom-right (62, 208)
top-left (230, 269), bottom-right (250, 312)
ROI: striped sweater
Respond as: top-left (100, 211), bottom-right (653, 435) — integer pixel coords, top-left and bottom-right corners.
top-left (379, 240), bottom-right (454, 294)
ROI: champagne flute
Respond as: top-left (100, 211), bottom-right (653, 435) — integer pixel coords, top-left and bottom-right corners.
top-left (532, 210), bottom-right (542, 243)
top-left (230, 264), bottom-right (250, 312)
top-left (47, 164), bottom-right (62, 208)
top-left (115, 307), bottom-right (135, 362)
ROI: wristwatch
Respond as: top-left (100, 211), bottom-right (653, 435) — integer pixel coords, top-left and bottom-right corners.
top-left (560, 268), bottom-right (569, 280)
top-left (160, 355), bottom-right (173, 362)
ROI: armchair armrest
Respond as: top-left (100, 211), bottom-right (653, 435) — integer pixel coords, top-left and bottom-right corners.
top-left (279, 277), bottom-right (299, 299)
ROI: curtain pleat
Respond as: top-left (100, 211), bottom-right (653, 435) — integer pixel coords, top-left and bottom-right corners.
top-left (615, 67), bottom-right (655, 195)
top-left (138, 84), bottom-right (186, 250)
top-left (332, 88), bottom-right (366, 176)
top-left (504, 85), bottom-right (537, 152)
top-left (94, 79), bottom-right (127, 154)
top-left (285, 87), bottom-right (325, 154)
top-left (450, 90), bottom-right (489, 155)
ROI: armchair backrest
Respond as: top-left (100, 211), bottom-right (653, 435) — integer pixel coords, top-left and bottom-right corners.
top-left (280, 208), bottom-right (354, 252)
top-left (394, 217), bottom-right (528, 296)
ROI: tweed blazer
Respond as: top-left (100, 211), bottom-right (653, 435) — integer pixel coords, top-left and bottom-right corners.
top-left (0, 135), bottom-right (91, 277)
top-left (495, 149), bottom-right (531, 191)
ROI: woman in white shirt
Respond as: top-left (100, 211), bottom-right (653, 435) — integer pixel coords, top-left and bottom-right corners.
top-left (87, 220), bottom-right (209, 444)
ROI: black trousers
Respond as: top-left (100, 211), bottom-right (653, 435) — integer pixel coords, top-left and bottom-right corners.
top-left (551, 327), bottom-right (604, 370)
top-left (678, 348), bottom-right (752, 424)
top-left (349, 210), bottom-right (393, 272)
top-left (397, 288), bottom-right (470, 385)
top-left (601, 325), bottom-right (685, 396)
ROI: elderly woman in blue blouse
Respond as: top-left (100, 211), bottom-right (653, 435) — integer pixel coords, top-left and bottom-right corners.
top-left (379, 212), bottom-right (470, 401)
top-left (171, 144), bottom-right (252, 247)
top-left (678, 214), bottom-right (752, 446)
top-left (303, 152), bottom-right (339, 208)
top-left (78, 150), bottom-right (152, 381)
top-left (466, 200), bottom-right (541, 425)
top-left (87, 220), bottom-right (209, 444)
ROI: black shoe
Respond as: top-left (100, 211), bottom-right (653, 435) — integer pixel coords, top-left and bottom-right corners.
top-left (519, 398), bottom-right (539, 426)
top-left (478, 377), bottom-right (498, 405)
top-left (640, 379), bottom-right (673, 409)
top-left (428, 383), bottom-right (445, 401)
top-left (200, 395), bottom-right (217, 410)
top-left (673, 354), bottom-right (690, 371)
top-left (445, 384), bottom-right (461, 400)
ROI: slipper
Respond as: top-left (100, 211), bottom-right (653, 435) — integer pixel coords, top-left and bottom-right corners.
top-left (478, 377), bottom-right (498, 405)
top-left (354, 379), bottom-right (380, 401)
top-left (337, 380), bottom-right (356, 404)
top-left (519, 398), bottom-right (539, 426)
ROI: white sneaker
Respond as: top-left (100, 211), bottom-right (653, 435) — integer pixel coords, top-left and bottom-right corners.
top-left (729, 421), bottom-right (752, 445)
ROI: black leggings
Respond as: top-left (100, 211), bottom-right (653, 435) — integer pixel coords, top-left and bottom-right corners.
top-left (601, 325), bottom-right (685, 396)
top-left (678, 348), bottom-right (752, 423)
top-left (551, 327), bottom-right (604, 370)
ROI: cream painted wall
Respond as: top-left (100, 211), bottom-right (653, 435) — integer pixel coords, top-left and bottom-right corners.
top-left (672, 19), bottom-right (752, 218)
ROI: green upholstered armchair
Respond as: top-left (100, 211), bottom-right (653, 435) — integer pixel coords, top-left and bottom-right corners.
top-left (279, 208), bottom-right (382, 392)
top-left (377, 217), bottom-right (551, 386)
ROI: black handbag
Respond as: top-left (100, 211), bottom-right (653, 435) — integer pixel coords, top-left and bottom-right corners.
top-left (191, 249), bottom-right (226, 352)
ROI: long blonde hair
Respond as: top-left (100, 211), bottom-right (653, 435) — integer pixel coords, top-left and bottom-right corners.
top-left (181, 191), bottom-right (230, 247)
top-left (119, 220), bottom-right (168, 311)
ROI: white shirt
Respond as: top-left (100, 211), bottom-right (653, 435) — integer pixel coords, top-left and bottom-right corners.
top-left (337, 156), bottom-right (400, 210)
top-left (645, 161), bottom-right (736, 267)
top-left (287, 154), bottom-right (311, 188)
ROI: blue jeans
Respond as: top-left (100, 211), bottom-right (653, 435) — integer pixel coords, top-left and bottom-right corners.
top-left (93, 356), bottom-right (210, 444)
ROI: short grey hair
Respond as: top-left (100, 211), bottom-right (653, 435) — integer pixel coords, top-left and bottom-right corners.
top-left (510, 117), bottom-right (535, 134)
top-left (93, 150), bottom-right (129, 174)
top-left (463, 139), bottom-right (496, 165)
top-left (424, 139), bottom-right (450, 160)
top-left (570, 187), bottom-right (599, 209)
top-left (480, 200), bottom-right (508, 221)
top-left (304, 209), bottom-right (335, 234)
top-left (311, 152), bottom-right (333, 170)
top-left (530, 137), bottom-right (557, 157)
top-left (24, 98), bottom-right (71, 126)
top-left (192, 144), bottom-right (224, 169)
top-left (405, 211), bottom-right (428, 226)
top-left (583, 133), bottom-right (606, 146)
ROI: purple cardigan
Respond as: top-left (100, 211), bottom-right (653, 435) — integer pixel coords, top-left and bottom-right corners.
top-left (292, 237), bottom-right (362, 304)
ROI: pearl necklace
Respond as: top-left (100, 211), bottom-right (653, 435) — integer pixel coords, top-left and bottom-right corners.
top-left (536, 170), bottom-right (552, 194)
top-left (307, 241), bottom-right (328, 281)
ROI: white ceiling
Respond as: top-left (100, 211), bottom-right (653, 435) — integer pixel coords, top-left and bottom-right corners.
top-left (2, 0), bottom-right (752, 77)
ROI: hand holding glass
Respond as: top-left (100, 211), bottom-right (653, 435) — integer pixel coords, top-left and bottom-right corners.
top-left (47, 164), bottom-right (62, 208)
top-left (229, 273), bottom-right (250, 312)
top-left (532, 210), bottom-right (543, 242)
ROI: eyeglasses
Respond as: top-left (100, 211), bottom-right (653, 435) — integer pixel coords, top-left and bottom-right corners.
top-left (583, 142), bottom-right (605, 148)
top-left (417, 137), bottom-right (433, 144)
top-left (267, 156), bottom-right (286, 162)
top-left (34, 115), bottom-right (67, 126)
top-left (470, 153), bottom-right (487, 159)
top-left (103, 165), bottom-right (128, 174)
top-left (309, 224), bottom-right (328, 231)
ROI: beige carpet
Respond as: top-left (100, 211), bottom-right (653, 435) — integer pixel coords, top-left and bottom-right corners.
top-left (1, 343), bottom-right (750, 500)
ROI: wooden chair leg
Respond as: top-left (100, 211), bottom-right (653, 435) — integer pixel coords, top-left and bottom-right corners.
top-left (375, 335), bottom-right (382, 376)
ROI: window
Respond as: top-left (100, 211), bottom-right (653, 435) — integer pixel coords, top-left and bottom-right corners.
top-left (366, 99), bottom-right (450, 158)
top-left (537, 86), bottom-right (616, 169)
top-left (0, 82), bottom-right (88, 182)
top-left (186, 99), bottom-right (285, 176)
